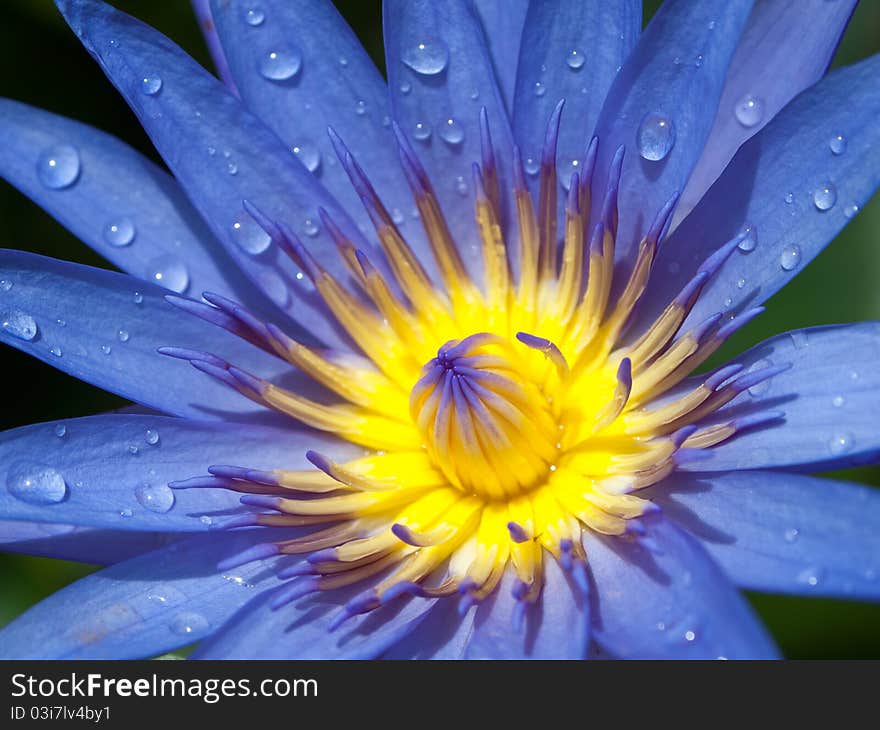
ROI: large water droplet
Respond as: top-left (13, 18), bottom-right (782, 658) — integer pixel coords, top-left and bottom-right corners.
top-left (170, 612), bottom-right (209, 636)
top-left (829, 134), bottom-right (847, 155)
top-left (140, 75), bottom-right (162, 96)
top-left (438, 117), bottom-right (464, 146)
top-left (146, 255), bottom-right (189, 293)
top-left (524, 157), bottom-right (540, 176)
top-left (258, 48), bottom-right (302, 81)
top-left (779, 244), bottom-right (802, 271)
top-left (135, 482), bottom-right (175, 513)
top-left (243, 6), bottom-right (265, 26)
top-left (1, 310), bottom-right (37, 341)
top-left (401, 38), bottom-right (449, 76)
top-left (637, 112), bottom-right (675, 161)
top-left (812, 182), bottom-right (837, 211)
top-left (145, 429), bottom-right (160, 446)
top-left (54, 424), bottom-right (67, 438)
top-left (37, 144), bottom-right (81, 190)
top-left (292, 142), bottom-right (321, 173)
top-left (6, 463), bottom-right (68, 505)
top-left (566, 49), bottom-right (585, 70)
top-left (734, 94), bottom-right (763, 128)
top-left (412, 121), bottom-right (431, 141)
top-left (828, 432), bottom-right (854, 455)
top-left (737, 223), bottom-right (757, 252)
top-left (103, 217), bottom-right (136, 247)
top-left (232, 214), bottom-right (272, 255)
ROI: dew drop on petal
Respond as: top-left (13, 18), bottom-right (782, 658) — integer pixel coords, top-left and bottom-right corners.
top-left (258, 48), bottom-right (302, 81)
top-left (779, 244), bottom-right (801, 271)
top-left (303, 218), bottom-right (319, 237)
top-left (784, 528), bottom-right (799, 543)
top-left (0, 280), bottom-right (12, 292)
top-left (232, 214), bottom-right (272, 256)
top-left (146, 255), bottom-right (189, 294)
top-left (103, 217), bottom-right (136, 247)
top-left (140, 75), bottom-right (162, 96)
top-left (101, 344), bottom-right (112, 355)
top-left (1, 310), bottom-right (38, 341)
top-left (734, 94), bottom-right (763, 128)
top-left (135, 482), bottom-right (175, 513)
top-left (37, 144), bottom-right (81, 190)
top-left (170, 612), bottom-right (209, 636)
top-left (292, 142), bottom-right (321, 173)
top-left (54, 424), bottom-right (67, 438)
top-left (120, 508), bottom-right (133, 518)
top-left (737, 223), bottom-right (757, 252)
top-left (832, 395), bottom-right (845, 408)
top-left (797, 566), bottom-right (824, 588)
top-left (844, 203), bottom-right (860, 219)
top-left (412, 121), bottom-right (431, 141)
top-left (637, 113), bottom-right (675, 161)
top-left (49, 345), bottom-right (62, 358)
top-left (400, 81), bottom-right (412, 95)
top-left (455, 176), bottom-right (468, 196)
top-left (6, 463), bottom-right (68, 505)
top-left (812, 182), bottom-right (837, 211)
top-left (243, 6), bottom-right (265, 26)
top-left (524, 157), bottom-right (540, 177)
top-left (401, 38), bottom-right (449, 76)
top-left (354, 100), bottom-right (367, 116)
top-left (533, 81), bottom-right (546, 97)
top-left (784, 192), bottom-right (794, 204)
top-left (566, 49), bottom-right (585, 70)
top-left (438, 117), bottom-right (464, 146)
top-left (829, 134), bottom-right (847, 155)
top-left (828, 432), bottom-right (854, 455)
top-left (736, 277), bottom-right (746, 289)
top-left (133, 291), bottom-right (143, 305)
top-left (117, 329), bottom-right (130, 343)
top-left (145, 429), bottom-right (160, 446)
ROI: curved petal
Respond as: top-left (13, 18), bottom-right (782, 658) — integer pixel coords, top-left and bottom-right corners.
top-left (472, 0), bottom-right (529, 112)
top-left (209, 0), bottom-right (431, 271)
top-left (0, 249), bottom-right (300, 419)
top-left (590, 0), bottom-right (752, 268)
top-left (652, 471), bottom-right (880, 600)
top-left (0, 521), bottom-right (177, 564)
top-left (0, 530), bottom-right (285, 659)
top-left (194, 583), bottom-right (436, 660)
top-left (638, 52), bottom-right (880, 334)
top-left (463, 557), bottom-right (589, 659)
top-left (513, 0), bottom-right (640, 196)
top-left (383, 0), bottom-right (516, 266)
top-left (679, 323), bottom-right (880, 472)
top-left (679, 0), bottom-right (857, 218)
top-left (0, 98), bottom-right (272, 314)
top-left (56, 0), bottom-right (376, 347)
top-left (584, 515), bottom-right (779, 659)
top-left (381, 600), bottom-right (476, 659)
top-left (0, 414), bottom-right (357, 532)
top-left (190, 0), bottom-right (237, 92)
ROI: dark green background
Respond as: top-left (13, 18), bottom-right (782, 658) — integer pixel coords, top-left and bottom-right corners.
top-left (0, 1), bottom-right (878, 658)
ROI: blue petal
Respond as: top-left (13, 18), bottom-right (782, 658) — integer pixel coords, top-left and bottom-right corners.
top-left (640, 52), bottom-right (880, 333)
top-left (381, 600), bottom-right (476, 659)
top-left (652, 470), bottom-right (880, 600)
top-left (190, 0), bottom-right (238, 92)
top-left (584, 516), bottom-right (779, 659)
top-left (55, 0), bottom-right (375, 347)
top-left (513, 0), bottom-right (640, 196)
top-left (0, 521), bottom-right (177, 564)
top-left (0, 413), bottom-right (358, 531)
top-left (472, 0), bottom-right (529, 112)
top-left (209, 0), bottom-right (431, 271)
top-left (680, 323), bottom-right (880, 472)
top-left (0, 249), bottom-right (298, 419)
top-left (679, 0), bottom-right (857, 217)
top-left (0, 530), bottom-right (286, 659)
top-left (0, 98), bottom-right (272, 314)
top-left (194, 584), bottom-right (436, 659)
top-left (464, 557), bottom-right (589, 659)
top-left (383, 0), bottom-right (516, 262)
top-left (590, 0), bottom-right (752, 268)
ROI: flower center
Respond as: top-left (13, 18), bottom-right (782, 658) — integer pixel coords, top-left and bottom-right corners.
top-left (411, 333), bottom-right (559, 499)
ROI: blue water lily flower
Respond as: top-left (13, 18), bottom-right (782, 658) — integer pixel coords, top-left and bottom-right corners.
top-left (0, 0), bottom-right (878, 660)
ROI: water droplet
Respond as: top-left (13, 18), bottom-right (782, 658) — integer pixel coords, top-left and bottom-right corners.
top-left (784, 192), bottom-right (794, 204)
top-left (6, 463), bottom-right (68, 505)
top-left (303, 219), bottom-right (319, 237)
top-left (102, 217), bottom-right (136, 248)
top-left (145, 429), bottom-right (160, 446)
top-left (828, 432), bottom-right (854, 455)
top-left (135, 482), bottom-right (175, 513)
top-left (207, 146), bottom-right (217, 156)
top-left (401, 38), bottom-right (449, 76)
top-left (736, 277), bottom-right (746, 289)
top-left (146, 255), bottom-right (189, 293)
top-left (200, 515), bottom-right (214, 527)
top-left (784, 528), bottom-right (799, 543)
top-left (737, 223), bottom-right (757, 252)
top-left (338, 55), bottom-right (348, 68)
top-left (226, 161), bottom-right (238, 176)
top-left (120, 508), bottom-right (133, 518)
top-left (128, 444), bottom-right (139, 455)
top-left (455, 176), bottom-right (468, 196)
top-left (829, 134), bottom-right (847, 155)
top-left (0, 280), bottom-right (12, 292)
top-left (779, 244), bottom-right (802, 271)
top-left (734, 94), bottom-right (763, 128)
top-left (117, 329), bottom-right (130, 343)
top-left (49, 345), bottom-right (62, 358)
top-left (133, 291), bottom-right (143, 305)
top-left (54, 424), bottom-right (67, 438)
top-left (258, 48), bottom-right (302, 81)
top-left (56, 319), bottom-right (66, 327)
top-left (789, 330), bottom-right (809, 349)
top-left (812, 182), bottom-right (837, 211)
top-left (170, 612), bottom-right (209, 636)
top-left (797, 566), bottom-right (824, 587)
top-left (140, 75), bottom-right (162, 96)
top-left (37, 144), bottom-right (81, 190)
top-left (438, 117), bottom-right (464, 146)
top-left (243, 6), bottom-right (265, 26)
top-left (1, 310), bottom-right (38, 341)
top-left (391, 208), bottom-right (405, 225)
top-left (533, 81), bottom-right (546, 97)
top-left (844, 203), bottom-right (860, 219)
top-left (694, 54), bottom-right (704, 68)
top-left (400, 81), bottom-right (412, 95)
top-left (232, 213), bottom-right (272, 255)
top-left (292, 142), bottom-right (320, 173)
top-left (566, 49), bottom-right (585, 70)
top-left (747, 359), bottom-right (772, 397)
top-left (832, 395), bottom-right (845, 408)
top-left (684, 629), bottom-right (696, 643)
top-left (412, 121), bottom-right (431, 141)
top-left (101, 344), bottom-right (112, 355)
top-left (723, 297), bottom-right (733, 309)
top-left (524, 157), bottom-right (540, 176)
top-left (637, 112), bottom-right (675, 162)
